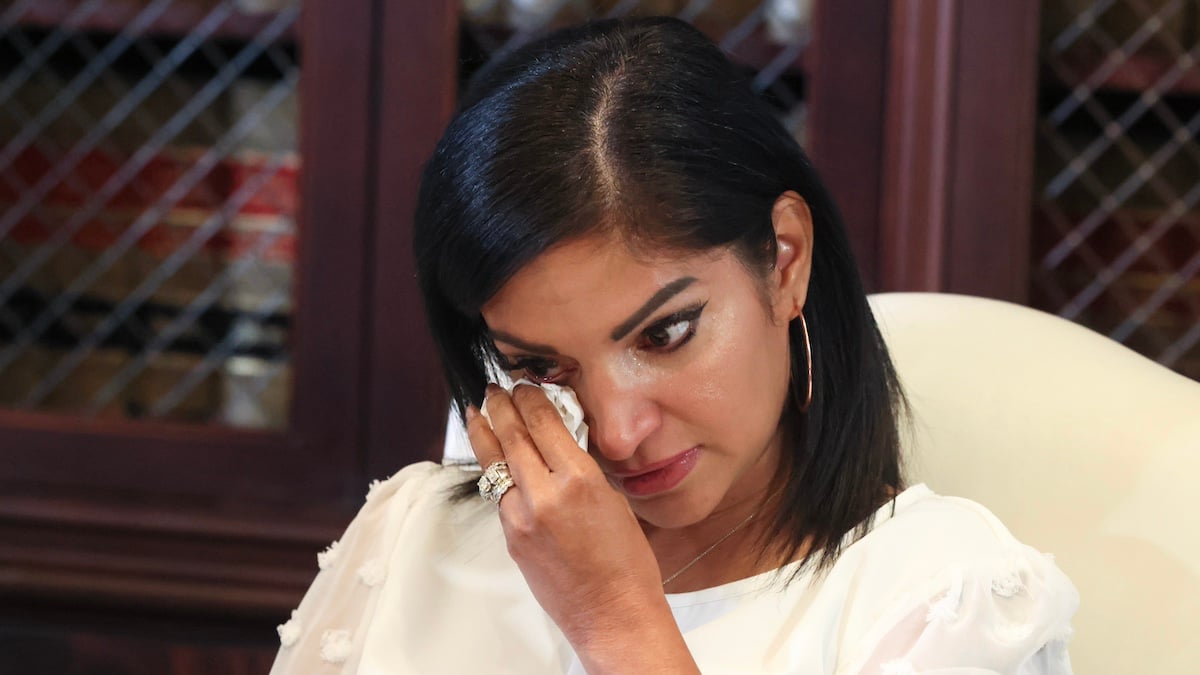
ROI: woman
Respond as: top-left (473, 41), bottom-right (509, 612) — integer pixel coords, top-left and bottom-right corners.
top-left (272, 17), bottom-right (1078, 674)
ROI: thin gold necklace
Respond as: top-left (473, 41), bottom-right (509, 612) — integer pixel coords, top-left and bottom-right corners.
top-left (660, 506), bottom-right (763, 588)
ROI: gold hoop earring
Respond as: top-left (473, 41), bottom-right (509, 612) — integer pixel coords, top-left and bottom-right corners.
top-left (799, 313), bottom-right (813, 413)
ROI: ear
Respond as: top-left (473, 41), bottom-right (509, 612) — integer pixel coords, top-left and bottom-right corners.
top-left (769, 190), bottom-right (814, 324)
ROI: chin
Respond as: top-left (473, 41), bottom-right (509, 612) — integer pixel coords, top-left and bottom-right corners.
top-left (634, 509), bottom-right (707, 531)
top-left (628, 487), bottom-right (722, 530)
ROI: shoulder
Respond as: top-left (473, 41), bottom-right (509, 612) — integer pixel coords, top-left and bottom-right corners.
top-left (270, 461), bottom-right (490, 673)
top-left (325, 461), bottom-right (477, 541)
top-left (369, 460), bottom-right (474, 503)
top-left (364, 458), bottom-right (477, 511)
top-left (855, 485), bottom-right (1034, 569)
top-left (830, 485), bottom-right (1080, 674)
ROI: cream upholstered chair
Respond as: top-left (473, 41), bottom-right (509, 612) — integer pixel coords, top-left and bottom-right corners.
top-left (442, 293), bottom-right (1200, 672)
top-left (871, 292), bottom-right (1200, 675)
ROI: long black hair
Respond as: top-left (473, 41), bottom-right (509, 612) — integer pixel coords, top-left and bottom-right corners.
top-left (414, 17), bottom-right (905, 574)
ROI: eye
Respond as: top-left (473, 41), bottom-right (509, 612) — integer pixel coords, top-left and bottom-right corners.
top-left (642, 319), bottom-right (692, 349)
top-left (504, 356), bottom-right (573, 384)
top-left (638, 302), bottom-right (705, 352)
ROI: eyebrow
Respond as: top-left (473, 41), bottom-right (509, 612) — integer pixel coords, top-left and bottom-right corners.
top-left (489, 276), bottom-right (699, 356)
top-left (610, 276), bottom-right (697, 341)
top-left (489, 330), bottom-right (558, 355)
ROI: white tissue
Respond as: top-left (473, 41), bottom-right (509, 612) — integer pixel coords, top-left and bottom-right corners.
top-left (480, 379), bottom-right (589, 452)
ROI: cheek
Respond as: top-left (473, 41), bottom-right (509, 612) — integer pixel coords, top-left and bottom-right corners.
top-left (666, 304), bottom-right (791, 436)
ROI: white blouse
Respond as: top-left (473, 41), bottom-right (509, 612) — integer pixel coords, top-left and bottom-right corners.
top-left (270, 462), bottom-right (1079, 674)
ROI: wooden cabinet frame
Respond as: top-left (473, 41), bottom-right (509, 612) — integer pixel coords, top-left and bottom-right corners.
top-left (879, 0), bottom-right (1042, 302)
top-left (0, 0), bottom-right (458, 619)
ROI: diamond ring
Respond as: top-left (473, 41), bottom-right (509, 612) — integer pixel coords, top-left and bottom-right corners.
top-left (478, 460), bottom-right (514, 504)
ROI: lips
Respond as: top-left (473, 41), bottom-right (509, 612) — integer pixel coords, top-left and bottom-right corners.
top-left (608, 447), bottom-right (701, 498)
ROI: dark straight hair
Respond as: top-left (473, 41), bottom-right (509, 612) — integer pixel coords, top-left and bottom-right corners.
top-left (413, 17), bottom-right (905, 574)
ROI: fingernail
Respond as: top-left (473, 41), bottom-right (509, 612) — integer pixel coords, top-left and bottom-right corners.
top-left (485, 383), bottom-right (502, 396)
top-left (464, 406), bottom-right (478, 422)
top-left (514, 382), bottom-right (542, 397)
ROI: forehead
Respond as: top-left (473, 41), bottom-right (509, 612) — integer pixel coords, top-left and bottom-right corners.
top-left (481, 235), bottom-right (731, 334)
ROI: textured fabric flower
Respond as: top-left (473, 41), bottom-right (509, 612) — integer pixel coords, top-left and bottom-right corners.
top-left (481, 379), bottom-right (589, 451)
top-left (317, 539), bottom-right (341, 570)
top-left (991, 568), bottom-right (1024, 598)
top-left (277, 610), bottom-right (302, 647)
top-left (365, 479), bottom-right (383, 502)
top-left (320, 629), bottom-right (354, 664)
top-left (357, 558), bottom-right (386, 587)
top-left (926, 572), bottom-right (964, 623)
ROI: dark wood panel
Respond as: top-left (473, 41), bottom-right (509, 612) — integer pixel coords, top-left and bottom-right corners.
top-left (878, 0), bottom-right (958, 292)
top-left (0, 410), bottom-right (338, 501)
top-left (1, 602), bottom-right (279, 675)
top-left (878, 0), bottom-right (1041, 302)
top-left (364, 0), bottom-right (460, 478)
top-left (0, 483), bottom-right (347, 617)
top-left (943, 0), bottom-right (1040, 302)
top-left (806, 0), bottom-right (890, 292)
top-left (283, 0), bottom-right (377, 496)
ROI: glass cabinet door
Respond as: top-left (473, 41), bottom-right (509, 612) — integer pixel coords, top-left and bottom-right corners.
top-left (0, 0), bottom-right (383, 513)
top-left (0, 2), bottom-right (457, 660)
top-left (1, 0), bottom-right (301, 432)
top-left (1032, 0), bottom-right (1200, 382)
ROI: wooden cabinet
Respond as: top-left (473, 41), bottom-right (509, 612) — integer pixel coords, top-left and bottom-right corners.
top-left (1, 0), bottom-right (455, 669)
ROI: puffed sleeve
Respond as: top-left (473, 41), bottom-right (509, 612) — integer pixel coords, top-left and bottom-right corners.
top-left (269, 461), bottom-right (444, 675)
top-left (844, 546), bottom-right (1079, 675)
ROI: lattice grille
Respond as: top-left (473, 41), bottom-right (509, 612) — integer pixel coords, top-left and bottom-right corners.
top-left (460, 0), bottom-right (812, 141)
top-left (0, 0), bottom-right (300, 428)
top-left (1034, 0), bottom-right (1200, 380)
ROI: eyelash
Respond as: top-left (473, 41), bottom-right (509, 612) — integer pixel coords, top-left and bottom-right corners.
top-left (637, 303), bottom-right (705, 352)
top-left (501, 302), bottom-right (707, 384)
top-left (503, 356), bottom-right (569, 384)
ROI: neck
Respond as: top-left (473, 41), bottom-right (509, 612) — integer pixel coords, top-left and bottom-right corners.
top-left (654, 507), bottom-right (777, 592)
top-left (643, 425), bottom-right (794, 592)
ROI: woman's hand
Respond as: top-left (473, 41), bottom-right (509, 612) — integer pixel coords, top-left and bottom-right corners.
top-left (466, 383), bottom-right (698, 674)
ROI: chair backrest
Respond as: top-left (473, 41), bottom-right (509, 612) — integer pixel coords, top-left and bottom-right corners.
top-left (871, 292), bottom-right (1200, 674)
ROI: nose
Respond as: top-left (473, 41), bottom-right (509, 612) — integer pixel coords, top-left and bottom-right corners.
top-left (577, 366), bottom-right (661, 463)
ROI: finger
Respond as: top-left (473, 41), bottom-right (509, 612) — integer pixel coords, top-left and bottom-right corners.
top-left (465, 406), bottom-right (525, 508)
top-left (510, 383), bottom-right (591, 474)
top-left (481, 385), bottom-right (551, 483)
top-left (464, 405), bottom-right (505, 469)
